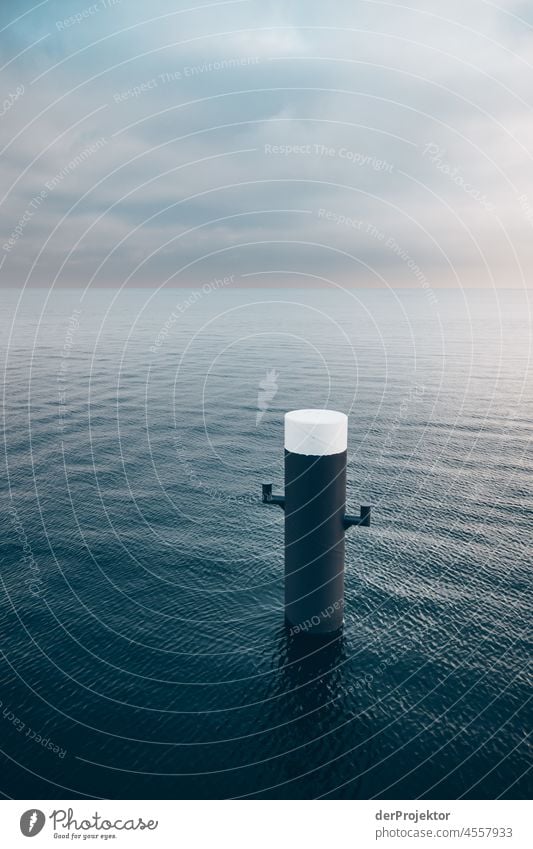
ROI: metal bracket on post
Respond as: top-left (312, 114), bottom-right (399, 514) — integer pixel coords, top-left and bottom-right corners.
top-left (343, 505), bottom-right (371, 530)
top-left (261, 483), bottom-right (285, 510)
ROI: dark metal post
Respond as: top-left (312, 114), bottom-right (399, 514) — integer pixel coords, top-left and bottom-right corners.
top-left (262, 410), bottom-right (371, 635)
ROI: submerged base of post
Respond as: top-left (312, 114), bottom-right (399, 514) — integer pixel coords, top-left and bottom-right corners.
top-left (284, 614), bottom-right (344, 639)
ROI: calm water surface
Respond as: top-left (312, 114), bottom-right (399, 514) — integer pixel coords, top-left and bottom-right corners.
top-left (1, 286), bottom-right (531, 799)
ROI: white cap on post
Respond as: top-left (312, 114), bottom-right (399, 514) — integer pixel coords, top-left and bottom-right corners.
top-left (284, 409), bottom-right (348, 456)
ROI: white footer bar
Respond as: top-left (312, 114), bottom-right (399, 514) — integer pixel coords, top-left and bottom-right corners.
top-left (1, 799), bottom-right (530, 848)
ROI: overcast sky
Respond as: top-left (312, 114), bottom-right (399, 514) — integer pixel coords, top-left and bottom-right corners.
top-left (1, 0), bottom-right (533, 289)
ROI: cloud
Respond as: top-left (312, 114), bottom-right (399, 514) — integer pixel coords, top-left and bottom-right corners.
top-left (1, 0), bottom-right (532, 289)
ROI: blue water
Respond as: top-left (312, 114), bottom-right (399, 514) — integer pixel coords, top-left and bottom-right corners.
top-left (1, 286), bottom-right (531, 799)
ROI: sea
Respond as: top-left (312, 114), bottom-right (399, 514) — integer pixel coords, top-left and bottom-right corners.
top-left (1, 285), bottom-right (531, 799)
